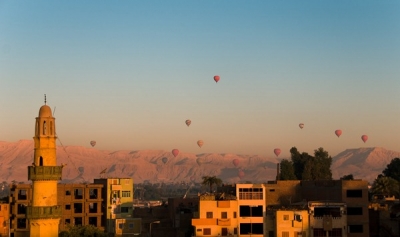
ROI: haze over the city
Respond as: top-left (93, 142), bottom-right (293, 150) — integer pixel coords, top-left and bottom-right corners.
top-left (1, 1), bottom-right (399, 158)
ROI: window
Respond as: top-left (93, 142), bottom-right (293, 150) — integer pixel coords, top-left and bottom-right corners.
top-left (238, 188), bottom-right (263, 200)
top-left (269, 189), bottom-right (275, 192)
top-left (18, 190), bottom-right (27, 200)
top-left (122, 191), bottom-right (131, 197)
top-left (74, 217), bottom-right (82, 226)
top-left (89, 203), bottom-right (98, 213)
top-left (283, 215), bottom-right (289, 220)
top-left (74, 189), bottom-right (83, 199)
top-left (233, 212), bottom-right (237, 218)
top-left (206, 212), bottom-right (213, 218)
top-left (239, 205), bottom-right (263, 217)
top-left (89, 189), bottom-right (98, 199)
top-left (17, 204), bottom-right (27, 215)
top-left (121, 207), bottom-right (129, 213)
top-left (125, 179), bottom-right (130, 185)
top-left (346, 189), bottom-right (362, 198)
top-left (65, 190), bottom-right (71, 196)
top-left (119, 223), bottom-right (124, 229)
top-left (65, 204), bottom-right (71, 210)
top-left (74, 203), bottom-right (83, 213)
top-left (203, 228), bottom-right (211, 235)
top-left (129, 223), bottom-right (134, 229)
top-left (347, 207), bottom-right (363, 215)
top-left (221, 212), bottom-right (227, 219)
top-left (65, 219), bottom-right (70, 224)
top-left (295, 231), bottom-right (306, 237)
top-left (17, 218), bottom-right (27, 229)
top-left (349, 225), bottom-right (363, 233)
top-left (282, 231), bottom-right (289, 237)
top-left (89, 217), bottom-right (97, 226)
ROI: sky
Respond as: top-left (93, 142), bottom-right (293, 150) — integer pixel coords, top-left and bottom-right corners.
top-left (1, 1), bottom-right (399, 158)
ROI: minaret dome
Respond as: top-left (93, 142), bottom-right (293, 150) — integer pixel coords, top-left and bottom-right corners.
top-left (38, 105), bottom-right (52, 117)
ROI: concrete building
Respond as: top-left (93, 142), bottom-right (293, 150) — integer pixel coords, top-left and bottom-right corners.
top-left (27, 99), bottom-right (62, 237)
top-left (93, 178), bottom-right (140, 236)
top-left (192, 193), bottom-right (238, 237)
top-left (9, 183), bottom-right (105, 236)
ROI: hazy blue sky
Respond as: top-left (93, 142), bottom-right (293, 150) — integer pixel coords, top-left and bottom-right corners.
top-left (1, 1), bottom-right (399, 158)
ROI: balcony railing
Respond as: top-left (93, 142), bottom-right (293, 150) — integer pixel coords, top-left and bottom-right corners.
top-left (27, 205), bottom-right (62, 219)
top-left (28, 166), bottom-right (62, 181)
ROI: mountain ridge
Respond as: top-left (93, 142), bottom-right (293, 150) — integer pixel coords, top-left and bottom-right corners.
top-left (1, 140), bottom-right (399, 184)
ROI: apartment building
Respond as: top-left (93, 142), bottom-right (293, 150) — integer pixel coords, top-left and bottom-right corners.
top-left (93, 178), bottom-right (140, 236)
top-left (192, 193), bottom-right (238, 237)
top-left (0, 202), bottom-right (10, 237)
top-left (9, 183), bottom-right (104, 237)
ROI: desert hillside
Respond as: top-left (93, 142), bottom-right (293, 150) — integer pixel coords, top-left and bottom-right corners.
top-left (1, 140), bottom-right (399, 184)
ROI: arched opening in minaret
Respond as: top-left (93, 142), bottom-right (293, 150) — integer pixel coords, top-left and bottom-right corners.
top-left (35, 121), bottom-right (39, 136)
top-left (43, 121), bottom-right (47, 135)
top-left (50, 121), bottom-right (53, 135)
top-left (39, 156), bottom-right (43, 166)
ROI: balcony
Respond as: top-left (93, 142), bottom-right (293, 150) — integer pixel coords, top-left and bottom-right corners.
top-left (217, 218), bottom-right (231, 226)
top-left (27, 205), bottom-right (62, 219)
top-left (28, 166), bottom-right (62, 181)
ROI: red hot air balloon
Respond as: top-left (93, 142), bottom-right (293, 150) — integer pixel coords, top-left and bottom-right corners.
top-left (238, 170), bottom-right (245, 179)
top-left (214, 75), bottom-right (220, 83)
top-left (299, 123), bottom-right (304, 129)
top-left (232, 159), bottom-right (239, 167)
top-left (274, 148), bottom-right (281, 157)
top-left (172, 149), bottom-right (179, 157)
top-left (185, 120), bottom-right (191, 127)
top-left (335, 130), bottom-right (342, 138)
top-left (361, 135), bottom-right (368, 143)
top-left (90, 140), bottom-right (96, 147)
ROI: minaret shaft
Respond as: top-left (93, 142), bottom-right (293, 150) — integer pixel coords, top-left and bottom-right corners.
top-left (28, 102), bottom-right (62, 237)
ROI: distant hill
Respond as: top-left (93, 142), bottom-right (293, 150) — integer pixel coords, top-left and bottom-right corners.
top-left (331, 147), bottom-right (400, 182)
top-left (0, 140), bottom-right (399, 184)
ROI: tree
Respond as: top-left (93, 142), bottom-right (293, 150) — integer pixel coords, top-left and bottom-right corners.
top-left (58, 225), bottom-right (107, 237)
top-left (371, 176), bottom-right (400, 198)
top-left (279, 159), bottom-right (297, 180)
top-left (340, 174), bottom-right (354, 180)
top-left (383, 158), bottom-right (400, 182)
top-left (290, 147), bottom-right (332, 181)
top-left (201, 176), bottom-right (222, 193)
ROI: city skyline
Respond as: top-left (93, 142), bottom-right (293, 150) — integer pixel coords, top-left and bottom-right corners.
top-left (1, 1), bottom-right (399, 158)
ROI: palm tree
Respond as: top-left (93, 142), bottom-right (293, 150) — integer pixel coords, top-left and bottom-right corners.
top-left (201, 176), bottom-right (222, 193)
top-left (371, 176), bottom-right (400, 198)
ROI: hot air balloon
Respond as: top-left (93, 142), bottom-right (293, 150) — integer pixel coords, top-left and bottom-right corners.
top-left (232, 159), bottom-right (239, 167)
top-left (90, 141), bottom-right (96, 147)
top-left (162, 157), bottom-right (168, 164)
top-left (185, 119), bottom-right (191, 127)
top-left (172, 149), bottom-right (179, 157)
top-left (299, 123), bottom-right (304, 129)
top-left (214, 75), bottom-right (220, 83)
top-left (238, 170), bottom-right (245, 179)
top-left (361, 135), bottom-right (368, 143)
top-left (335, 130), bottom-right (342, 138)
top-left (274, 148), bottom-right (281, 157)
top-left (197, 140), bottom-right (204, 148)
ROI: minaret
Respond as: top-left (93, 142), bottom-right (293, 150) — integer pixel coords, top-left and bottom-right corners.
top-left (27, 95), bottom-right (62, 237)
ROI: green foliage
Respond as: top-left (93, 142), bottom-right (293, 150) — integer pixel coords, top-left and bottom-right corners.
top-left (340, 174), bottom-right (354, 180)
top-left (279, 159), bottom-right (297, 180)
top-left (371, 176), bottom-right (400, 198)
top-left (58, 225), bottom-right (107, 237)
top-left (383, 158), bottom-right (400, 182)
top-left (201, 176), bottom-right (222, 193)
top-left (289, 147), bottom-right (332, 181)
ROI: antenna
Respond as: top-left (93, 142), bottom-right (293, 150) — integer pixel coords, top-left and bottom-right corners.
top-left (53, 107), bottom-right (56, 116)
top-left (44, 94), bottom-right (47, 105)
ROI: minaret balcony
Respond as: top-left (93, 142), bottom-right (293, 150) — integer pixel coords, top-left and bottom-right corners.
top-left (28, 166), bottom-right (62, 181)
top-left (27, 205), bottom-right (62, 219)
